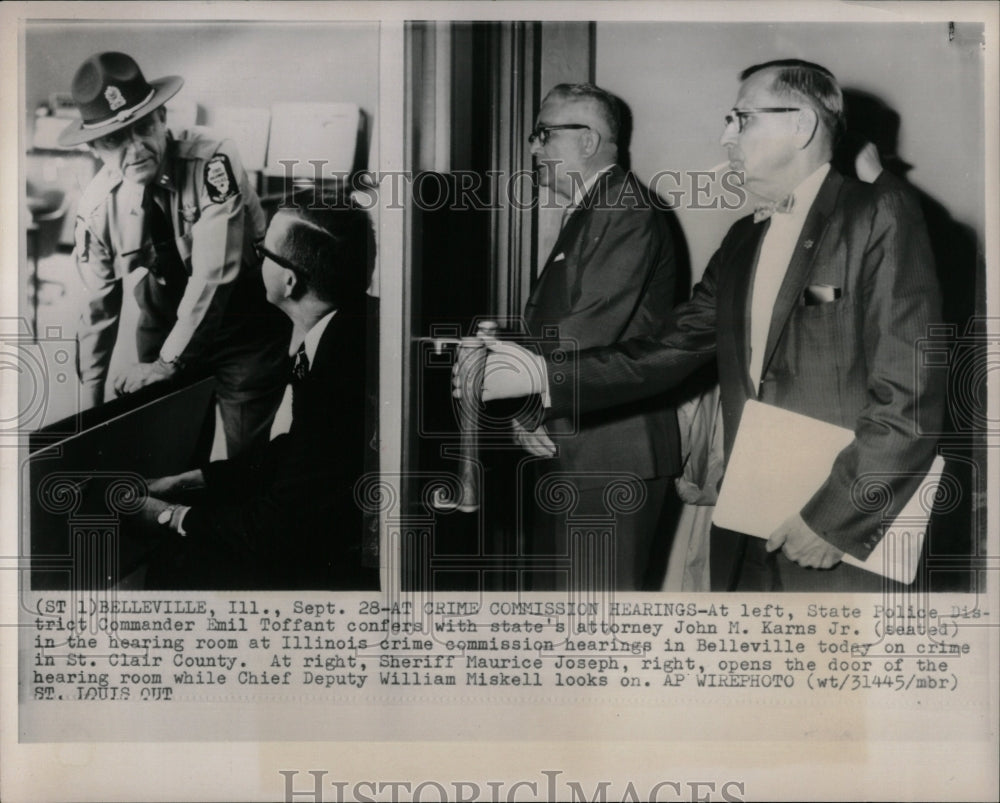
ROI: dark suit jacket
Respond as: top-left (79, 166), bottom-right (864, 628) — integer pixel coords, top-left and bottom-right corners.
top-left (152, 308), bottom-right (372, 589)
top-left (548, 167), bottom-right (944, 560)
top-left (525, 165), bottom-right (680, 488)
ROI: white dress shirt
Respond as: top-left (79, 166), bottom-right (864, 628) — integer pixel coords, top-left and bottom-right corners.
top-left (747, 162), bottom-right (830, 389)
top-left (564, 164), bottom-right (613, 221)
top-left (269, 310), bottom-right (337, 438)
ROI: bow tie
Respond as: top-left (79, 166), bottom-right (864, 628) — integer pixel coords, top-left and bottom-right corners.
top-left (291, 343), bottom-right (310, 382)
top-left (753, 195), bottom-right (795, 223)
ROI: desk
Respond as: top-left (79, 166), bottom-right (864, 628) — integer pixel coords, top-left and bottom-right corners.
top-left (27, 377), bottom-right (217, 590)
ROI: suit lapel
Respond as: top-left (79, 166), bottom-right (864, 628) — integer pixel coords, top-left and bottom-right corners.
top-left (524, 241), bottom-right (570, 330)
top-left (525, 166), bottom-right (624, 328)
top-left (722, 220), bottom-right (767, 396)
top-left (311, 311), bottom-right (341, 370)
top-left (759, 170), bottom-right (843, 382)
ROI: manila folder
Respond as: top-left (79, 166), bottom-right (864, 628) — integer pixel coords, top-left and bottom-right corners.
top-left (712, 399), bottom-right (945, 584)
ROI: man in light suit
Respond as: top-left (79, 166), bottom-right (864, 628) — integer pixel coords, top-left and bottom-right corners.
top-left (136, 200), bottom-right (376, 590)
top-left (467, 61), bottom-right (944, 591)
top-left (503, 83), bottom-right (680, 590)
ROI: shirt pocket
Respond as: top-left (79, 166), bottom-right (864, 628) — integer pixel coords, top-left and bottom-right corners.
top-left (769, 295), bottom-right (852, 380)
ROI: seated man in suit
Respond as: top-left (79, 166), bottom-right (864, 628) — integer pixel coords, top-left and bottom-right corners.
top-left (460, 60), bottom-right (945, 592)
top-left (135, 199), bottom-right (377, 590)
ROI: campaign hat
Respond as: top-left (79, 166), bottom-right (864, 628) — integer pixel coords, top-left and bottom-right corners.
top-left (58, 52), bottom-right (183, 147)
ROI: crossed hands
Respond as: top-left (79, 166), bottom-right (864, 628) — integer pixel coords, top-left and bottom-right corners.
top-left (131, 469), bottom-right (206, 533)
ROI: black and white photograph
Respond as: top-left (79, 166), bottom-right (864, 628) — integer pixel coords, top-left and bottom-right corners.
top-left (402, 19), bottom-right (987, 596)
top-left (18, 19), bottom-right (381, 592)
top-left (1, 2), bottom-right (997, 802)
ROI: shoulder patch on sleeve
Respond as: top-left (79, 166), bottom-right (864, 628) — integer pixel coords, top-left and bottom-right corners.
top-left (204, 154), bottom-right (240, 204)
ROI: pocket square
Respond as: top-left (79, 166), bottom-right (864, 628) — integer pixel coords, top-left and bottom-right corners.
top-left (803, 284), bottom-right (841, 305)
top-left (552, 253), bottom-right (566, 262)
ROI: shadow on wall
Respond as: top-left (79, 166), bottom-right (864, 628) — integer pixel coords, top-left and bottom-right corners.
top-left (835, 89), bottom-right (984, 591)
top-left (615, 93), bottom-right (693, 305)
top-left (835, 89), bottom-right (981, 329)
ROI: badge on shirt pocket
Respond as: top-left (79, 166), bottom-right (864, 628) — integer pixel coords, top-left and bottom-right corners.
top-left (204, 154), bottom-right (239, 204)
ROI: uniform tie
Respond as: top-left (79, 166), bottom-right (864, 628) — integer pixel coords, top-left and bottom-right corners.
top-left (142, 189), bottom-right (185, 283)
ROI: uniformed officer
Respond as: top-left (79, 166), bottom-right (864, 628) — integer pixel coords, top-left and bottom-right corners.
top-left (59, 51), bottom-right (290, 458)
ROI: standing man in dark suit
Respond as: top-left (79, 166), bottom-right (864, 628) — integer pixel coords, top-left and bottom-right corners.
top-left (505, 83), bottom-right (680, 590)
top-left (466, 61), bottom-right (944, 592)
top-left (137, 201), bottom-right (376, 590)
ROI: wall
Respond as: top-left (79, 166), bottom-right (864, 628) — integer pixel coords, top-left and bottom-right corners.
top-left (25, 21), bottom-right (379, 160)
top-left (22, 21), bottom-right (381, 426)
top-left (596, 21), bottom-right (985, 282)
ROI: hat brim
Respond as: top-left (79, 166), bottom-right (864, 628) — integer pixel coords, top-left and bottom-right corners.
top-left (57, 75), bottom-right (184, 148)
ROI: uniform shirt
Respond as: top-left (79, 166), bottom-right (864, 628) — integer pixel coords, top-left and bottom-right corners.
top-left (73, 128), bottom-right (266, 390)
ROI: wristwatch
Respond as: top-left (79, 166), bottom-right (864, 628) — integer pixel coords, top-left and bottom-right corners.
top-left (156, 505), bottom-right (188, 535)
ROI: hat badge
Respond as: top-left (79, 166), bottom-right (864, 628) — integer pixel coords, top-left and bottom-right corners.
top-left (105, 85), bottom-right (127, 111)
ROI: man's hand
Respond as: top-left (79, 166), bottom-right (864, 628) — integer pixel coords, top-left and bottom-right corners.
top-left (147, 469), bottom-right (206, 501)
top-left (112, 359), bottom-right (178, 396)
top-left (511, 419), bottom-right (556, 458)
top-left (134, 494), bottom-right (189, 535)
top-left (452, 341), bottom-right (547, 402)
top-left (136, 495), bottom-right (171, 530)
top-left (854, 141), bottom-right (884, 184)
top-left (766, 513), bottom-right (844, 569)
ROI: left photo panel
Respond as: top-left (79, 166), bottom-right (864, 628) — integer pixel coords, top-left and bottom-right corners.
top-left (18, 20), bottom-right (382, 592)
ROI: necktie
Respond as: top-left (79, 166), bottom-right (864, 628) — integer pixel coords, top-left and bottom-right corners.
top-left (753, 194), bottom-right (795, 224)
top-left (143, 190), bottom-right (185, 284)
top-left (292, 343), bottom-right (310, 382)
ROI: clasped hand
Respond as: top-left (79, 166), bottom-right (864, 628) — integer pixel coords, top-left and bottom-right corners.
top-left (766, 513), bottom-right (844, 569)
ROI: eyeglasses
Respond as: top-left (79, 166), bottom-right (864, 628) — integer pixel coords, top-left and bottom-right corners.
top-left (724, 107), bottom-right (801, 133)
top-left (93, 113), bottom-right (162, 150)
top-left (528, 123), bottom-right (591, 146)
top-left (253, 241), bottom-right (305, 275)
